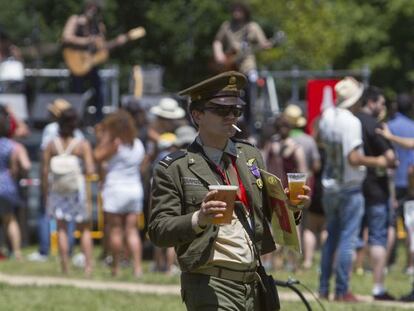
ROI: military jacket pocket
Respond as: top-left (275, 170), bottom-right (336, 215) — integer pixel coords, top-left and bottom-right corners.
top-left (183, 187), bottom-right (207, 213)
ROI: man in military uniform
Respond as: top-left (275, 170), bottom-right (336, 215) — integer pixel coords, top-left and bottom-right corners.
top-left (149, 71), bottom-right (309, 310)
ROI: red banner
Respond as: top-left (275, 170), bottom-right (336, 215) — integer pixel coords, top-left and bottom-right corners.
top-left (306, 79), bottom-right (338, 134)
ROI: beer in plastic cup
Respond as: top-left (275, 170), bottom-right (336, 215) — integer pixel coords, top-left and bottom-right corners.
top-left (208, 185), bottom-right (238, 224)
top-left (287, 173), bottom-right (307, 205)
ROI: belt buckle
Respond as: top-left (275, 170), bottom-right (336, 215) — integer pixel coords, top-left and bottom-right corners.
top-left (242, 272), bottom-right (249, 283)
top-left (243, 271), bottom-right (254, 283)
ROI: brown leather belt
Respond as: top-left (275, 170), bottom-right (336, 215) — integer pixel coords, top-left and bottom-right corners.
top-left (192, 266), bottom-right (258, 283)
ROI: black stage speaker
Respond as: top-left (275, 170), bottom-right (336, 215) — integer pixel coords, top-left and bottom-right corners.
top-left (30, 93), bottom-right (88, 122)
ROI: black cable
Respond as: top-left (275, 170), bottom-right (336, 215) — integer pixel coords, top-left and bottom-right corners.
top-left (274, 279), bottom-right (312, 311)
top-left (296, 281), bottom-right (327, 311)
top-left (274, 277), bottom-right (328, 311)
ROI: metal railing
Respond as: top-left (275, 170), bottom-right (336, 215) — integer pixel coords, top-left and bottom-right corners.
top-left (24, 66), bottom-right (120, 108)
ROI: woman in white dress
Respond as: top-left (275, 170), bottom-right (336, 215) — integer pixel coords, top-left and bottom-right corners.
top-left (94, 110), bottom-right (145, 277)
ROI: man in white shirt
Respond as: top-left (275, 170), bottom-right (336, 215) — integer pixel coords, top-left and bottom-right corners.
top-left (318, 77), bottom-right (388, 302)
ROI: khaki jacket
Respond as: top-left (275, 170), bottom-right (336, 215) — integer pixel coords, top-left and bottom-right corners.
top-left (148, 139), bottom-right (276, 272)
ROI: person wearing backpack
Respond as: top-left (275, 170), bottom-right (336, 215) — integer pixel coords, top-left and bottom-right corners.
top-left (42, 107), bottom-right (95, 276)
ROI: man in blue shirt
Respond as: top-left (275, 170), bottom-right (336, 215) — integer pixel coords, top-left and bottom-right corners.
top-left (388, 94), bottom-right (414, 274)
top-left (388, 94), bottom-right (414, 196)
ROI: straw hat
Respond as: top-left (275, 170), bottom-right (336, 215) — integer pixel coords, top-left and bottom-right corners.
top-left (283, 104), bottom-right (307, 128)
top-left (335, 77), bottom-right (364, 109)
top-left (150, 98), bottom-right (185, 119)
top-left (48, 98), bottom-right (72, 118)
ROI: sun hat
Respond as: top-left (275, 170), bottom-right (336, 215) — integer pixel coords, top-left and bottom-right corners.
top-left (150, 98), bottom-right (185, 119)
top-left (335, 77), bottom-right (364, 109)
top-left (48, 98), bottom-right (72, 118)
top-left (175, 125), bottom-right (197, 147)
top-left (283, 104), bottom-right (307, 128)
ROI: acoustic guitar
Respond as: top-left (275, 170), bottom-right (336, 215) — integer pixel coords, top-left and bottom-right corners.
top-left (63, 27), bottom-right (146, 76)
top-left (209, 30), bottom-right (286, 74)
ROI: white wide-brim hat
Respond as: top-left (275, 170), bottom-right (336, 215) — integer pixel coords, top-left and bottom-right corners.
top-left (336, 77), bottom-right (364, 109)
top-left (150, 97), bottom-right (186, 119)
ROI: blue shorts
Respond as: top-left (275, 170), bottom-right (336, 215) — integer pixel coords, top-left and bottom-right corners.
top-left (366, 202), bottom-right (390, 247)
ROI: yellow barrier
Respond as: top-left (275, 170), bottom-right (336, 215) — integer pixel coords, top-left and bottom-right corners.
top-left (50, 230), bottom-right (58, 256)
top-left (51, 174), bottom-right (145, 253)
top-left (397, 216), bottom-right (407, 240)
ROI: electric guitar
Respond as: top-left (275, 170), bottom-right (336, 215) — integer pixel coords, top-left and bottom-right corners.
top-left (63, 27), bottom-right (146, 76)
top-left (209, 30), bottom-right (286, 74)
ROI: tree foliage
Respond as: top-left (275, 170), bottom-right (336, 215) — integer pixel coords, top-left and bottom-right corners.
top-left (0, 0), bottom-right (413, 94)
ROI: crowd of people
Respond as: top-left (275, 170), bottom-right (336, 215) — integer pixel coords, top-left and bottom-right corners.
top-left (0, 71), bottom-right (414, 302)
top-left (2, 0), bottom-right (414, 310)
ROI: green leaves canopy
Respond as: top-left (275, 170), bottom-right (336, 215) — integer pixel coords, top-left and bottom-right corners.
top-left (0, 0), bottom-right (413, 93)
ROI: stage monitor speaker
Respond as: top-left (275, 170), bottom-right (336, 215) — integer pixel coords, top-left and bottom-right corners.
top-left (30, 93), bottom-right (87, 122)
top-left (0, 93), bottom-right (28, 120)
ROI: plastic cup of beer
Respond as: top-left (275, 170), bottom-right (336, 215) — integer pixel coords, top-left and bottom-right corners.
top-left (208, 185), bottom-right (238, 224)
top-left (287, 173), bottom-right (307, 205)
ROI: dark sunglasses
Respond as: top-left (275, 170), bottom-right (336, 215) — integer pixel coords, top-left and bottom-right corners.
top-left (203, 106), bottom-right (243, 117)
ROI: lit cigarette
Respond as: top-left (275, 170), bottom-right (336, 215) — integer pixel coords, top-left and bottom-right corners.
top-left (232, 124), bottom-right (242, 132)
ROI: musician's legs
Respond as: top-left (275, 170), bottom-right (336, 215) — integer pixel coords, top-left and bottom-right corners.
top-left (90, 67), bottom-right (104, 122)
top-left (70, 68), bottom-right (103, 124)
top-left (71, 75), bottom-right (86, 94)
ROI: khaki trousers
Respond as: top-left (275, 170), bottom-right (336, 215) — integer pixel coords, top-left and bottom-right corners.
top-left (181, 272), bottom-right (259, 311)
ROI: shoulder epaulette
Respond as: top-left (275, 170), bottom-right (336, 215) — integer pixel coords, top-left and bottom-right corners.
top-left (232, 138), bottom-right (256, 147)
top-left (159, 150), bottom-right (187, 168)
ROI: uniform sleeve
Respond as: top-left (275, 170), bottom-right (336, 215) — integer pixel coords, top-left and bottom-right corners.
top-left (148, 164), bottom-right (199, 248)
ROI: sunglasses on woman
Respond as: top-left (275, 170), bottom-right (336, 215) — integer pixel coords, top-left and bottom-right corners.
top-left (203, 106), bottom-right (243, 117)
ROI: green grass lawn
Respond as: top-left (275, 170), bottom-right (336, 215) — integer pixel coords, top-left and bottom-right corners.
top-left (0, 283), bottom-right (183, 311)
top-left (0, 244), bottom-right (413, 310)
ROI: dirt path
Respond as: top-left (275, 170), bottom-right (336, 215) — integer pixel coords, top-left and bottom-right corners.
top-left (1, 272), bottom-right (414, 309)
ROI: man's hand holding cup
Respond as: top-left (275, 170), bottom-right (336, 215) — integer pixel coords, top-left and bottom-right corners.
top-left (285, 173), bottom-right (311, 212)
top-left (197, 185), bottom-right (238, 227)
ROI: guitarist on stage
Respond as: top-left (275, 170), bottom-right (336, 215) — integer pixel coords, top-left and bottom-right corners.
top-left (212, 2), bottom-right (271, 126)
top-left (62, 0), bottom-right (126, 123)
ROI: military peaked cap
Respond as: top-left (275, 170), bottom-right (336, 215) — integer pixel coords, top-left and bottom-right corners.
top-left (179, 71), bottom-right (247, 106)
